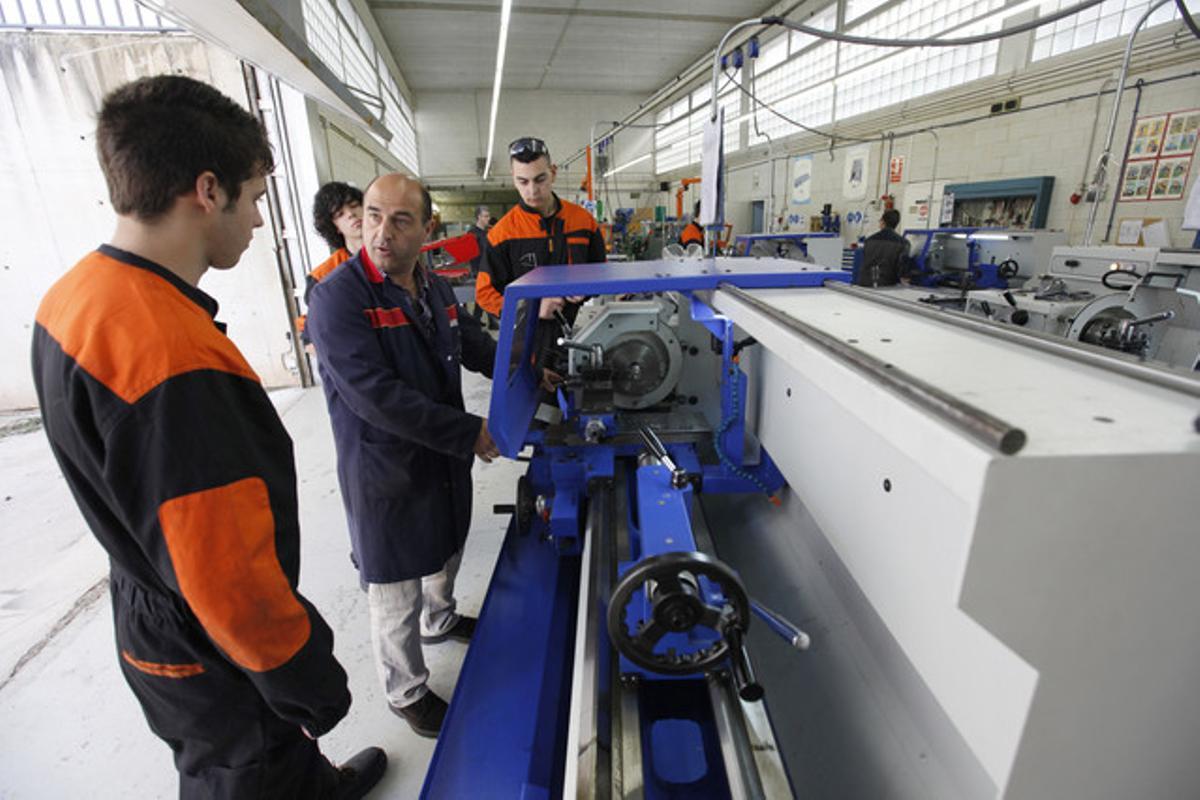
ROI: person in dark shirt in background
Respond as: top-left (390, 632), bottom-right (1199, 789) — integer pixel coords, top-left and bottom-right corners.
top-left (856, 208), bottom-right (912, 287)
top-left (466, 204), bottom-right (493, 327)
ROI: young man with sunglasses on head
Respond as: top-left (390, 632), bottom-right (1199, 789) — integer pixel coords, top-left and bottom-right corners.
top-left (475, 137), bottom-right (606, 329)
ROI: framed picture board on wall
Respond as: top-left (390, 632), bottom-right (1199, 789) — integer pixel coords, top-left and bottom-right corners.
top-left (1129, 114), bottom-right (1168, 160)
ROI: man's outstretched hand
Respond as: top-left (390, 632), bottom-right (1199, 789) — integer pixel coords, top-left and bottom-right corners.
top-left (474, 418), bottom-right (501, 462)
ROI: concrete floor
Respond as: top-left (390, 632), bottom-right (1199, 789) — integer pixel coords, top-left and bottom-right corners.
top-left (0, 371), bottom-right (522, 798)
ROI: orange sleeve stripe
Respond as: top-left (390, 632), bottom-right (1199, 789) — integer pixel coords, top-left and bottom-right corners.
top-left (35, 251), bottom-right (260, 404)
top-left (476, 271), bottom-right (504, 317)
top-left (158, 477), bottom-right (310, 673)
top-left (309, 247), bottom-right (351, 283)
top-left (122, 650), bottom-right (205, 678)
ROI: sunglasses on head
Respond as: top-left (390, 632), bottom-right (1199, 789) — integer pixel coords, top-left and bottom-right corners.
top-left (509, 137), bottom-right (549, 160)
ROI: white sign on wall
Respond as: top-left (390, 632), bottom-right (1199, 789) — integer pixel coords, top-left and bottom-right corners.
top-left (843, 144), bottom-right (870, 200)
top-left (790, 154), bottom-right (813, 205)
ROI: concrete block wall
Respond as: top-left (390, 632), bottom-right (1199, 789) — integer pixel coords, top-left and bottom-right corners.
top-left (415, 89), bottom-right (653, 190)
top-left (719, 62), bottom-right (1200, 247)
top-left (0, 32), bottom-right (302, 409)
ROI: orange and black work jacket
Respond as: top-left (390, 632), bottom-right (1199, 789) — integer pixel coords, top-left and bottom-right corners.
top-left (31, 245), bottom-right (351, 736)
top-left (297, 246), bottom-right (353, 339)
top-left (475, 194), bottom-right (606, 317)
top-left (306, 250), bottom-right (496, 583)
top-left (679, 221), bottom-right (704, 247)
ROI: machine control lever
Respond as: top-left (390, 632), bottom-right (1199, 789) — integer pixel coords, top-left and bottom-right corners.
top-left (556, 337), bottom-right (604, 368)
top-left (639, 426), bottom-right (688, 488)
top-left (750, 600), bottom-right (811, 650)
top-left (724, 626), bottom-right (764, 702)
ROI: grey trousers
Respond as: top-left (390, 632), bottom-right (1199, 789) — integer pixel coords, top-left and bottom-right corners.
top-left (366, 551), bottom-right (462, 710)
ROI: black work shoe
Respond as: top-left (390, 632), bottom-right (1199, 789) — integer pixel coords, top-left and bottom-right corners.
top-left (336, 747), bottom-right (387, 799)
top-left (421, 615), bottom-right (476, 645)
top-left (391, 691), bottom-right (448, 738)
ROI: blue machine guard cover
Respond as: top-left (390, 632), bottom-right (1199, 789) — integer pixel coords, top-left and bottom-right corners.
top-left (487, 257), bottom-right (848, 456)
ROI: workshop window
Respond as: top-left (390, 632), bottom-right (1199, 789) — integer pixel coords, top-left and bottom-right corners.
top-left (0, 0), bottom-right (174, 29)
top-left (790, 3), bottom-right (838, 53)
top-left (1031, 0), bottom-right (1182, 61)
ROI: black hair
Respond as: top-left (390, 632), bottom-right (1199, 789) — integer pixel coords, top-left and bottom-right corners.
top-left (881, 208), bottom-right (901, 229)
top-left (312, 181), bottom-right (364, 250)
top-left (96, 75), bottom-right (273, 220)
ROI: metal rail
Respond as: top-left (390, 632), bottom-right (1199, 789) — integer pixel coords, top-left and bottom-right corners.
top-left (720, 284), bottom-right (1028, 455)
top-left (823, 282), bottom-right (1200, 399)
top-left (564, 481), bottom-right (613, 800)
top-left (707, 672), bottom-right (767, 800)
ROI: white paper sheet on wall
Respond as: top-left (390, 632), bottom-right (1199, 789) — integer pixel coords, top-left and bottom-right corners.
top-left (843, 144), bottom-right (870, 201)
top-left (790, 155), bottom-right (813, 206)
top-left (1117, 219), bottom-right (1144, 245)
top-left (1141, 220), bottom-right (1170, 247)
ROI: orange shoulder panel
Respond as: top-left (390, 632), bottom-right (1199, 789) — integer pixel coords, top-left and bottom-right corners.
top-left (35, 251), bottom-right (259, 404)
top-left (559, 200), bottom-right (598, 232)
top-left (158, 476), bottom-right (311, 673)
top-left (489, 206), bottom-right (544, 244)
top-left (309, 247), bottom-right (351, 283)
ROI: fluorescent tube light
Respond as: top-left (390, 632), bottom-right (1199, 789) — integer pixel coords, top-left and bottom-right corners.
top-left (603, 153), bottom-right (652, 178)
top-left (481, 0), bottom-right (514, 180)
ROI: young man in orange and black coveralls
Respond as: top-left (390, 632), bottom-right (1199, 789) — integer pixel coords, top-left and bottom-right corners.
top-left (30, 75), bottom-right (384, 799)
top-left (475, 137), bottom-right (606, 366)
top-left (679, 200), bottom-right (704, 247)
top-left (298, 181), bottom-right (364, 341)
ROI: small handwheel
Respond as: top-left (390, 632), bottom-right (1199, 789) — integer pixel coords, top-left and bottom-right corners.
top-left (998, 259), bottom-right (1020, 280)
top-left (607, 551), bottom-right (750, 675)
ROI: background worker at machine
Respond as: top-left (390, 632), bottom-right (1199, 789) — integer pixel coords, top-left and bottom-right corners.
top-left (474, 136), bottom-right (607, 325)
top-left (679, 200), bottom-right (703, 247)
top-left (855, 208), bottom-right (912, 287)
top-left (30, 74), bottom-right (385, 798)
top-left (306, 173), bottom-right (500, 739)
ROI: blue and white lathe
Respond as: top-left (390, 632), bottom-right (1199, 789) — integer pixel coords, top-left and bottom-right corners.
top-left (421, 254), bottom-right (1200, 800)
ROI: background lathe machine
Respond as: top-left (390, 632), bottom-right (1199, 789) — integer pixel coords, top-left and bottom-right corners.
top-left (421, 257), bottom-right (1200, 800)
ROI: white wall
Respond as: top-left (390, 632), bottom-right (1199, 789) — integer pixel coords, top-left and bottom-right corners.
top-left (415, 89), bottom-right (650, 187)
top-left (0, 32), bottom-right (300, 409)
top-left (722, 65), bottom-right (1200, 247)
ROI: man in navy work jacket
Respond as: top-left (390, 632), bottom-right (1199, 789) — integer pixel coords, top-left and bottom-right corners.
top-left (306, 173), bottom-right (499, 739)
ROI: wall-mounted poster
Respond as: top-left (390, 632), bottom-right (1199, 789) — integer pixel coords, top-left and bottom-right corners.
top-left (1129, 114), bottom-right (1168, 160)
top-left (843, 144), bottom-right (870, 200)
top-left (1162, 109), bottom-right (1200, 156)
top-left (1119, 160), bottom-right (1155, 201)
top-left (1149, 156), bottom-right (1191, 201)
top-left (790, 154), bottom-right (813, 205)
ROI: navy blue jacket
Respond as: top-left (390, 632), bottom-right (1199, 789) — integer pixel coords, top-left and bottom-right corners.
top-left (307, 250), bottom-right (496, 582)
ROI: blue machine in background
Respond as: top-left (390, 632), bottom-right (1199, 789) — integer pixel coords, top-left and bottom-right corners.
top-left (902, 227), bottom-right (1019, 289)
top-left (423, 258), bottom-right (838, 799)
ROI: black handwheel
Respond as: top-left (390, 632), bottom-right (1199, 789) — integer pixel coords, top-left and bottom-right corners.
top-left (998, 259), bottom-right (1020, 280)
top-left (1101, 268), bottom-right (1141, 290)
top-left (607, 551), bottom-right (750, 675)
